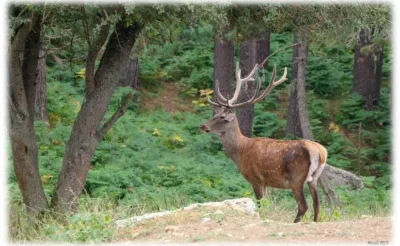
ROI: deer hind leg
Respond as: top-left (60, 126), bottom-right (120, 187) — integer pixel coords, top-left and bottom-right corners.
top-left (307, 181), bottom-right (319, 222)
top-left (307, 163), bottom-right (325, 222)
top-left (291, 185), bottom-right (308, 223)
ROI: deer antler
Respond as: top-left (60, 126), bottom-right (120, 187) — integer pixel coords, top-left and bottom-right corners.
top-left (208, 43), bottom-right (300, 109)
top-left (208, 63), bottom-right (287, 109)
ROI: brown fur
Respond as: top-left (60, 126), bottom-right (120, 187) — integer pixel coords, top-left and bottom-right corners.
top-left (200, 110), bottom-right (327, 223)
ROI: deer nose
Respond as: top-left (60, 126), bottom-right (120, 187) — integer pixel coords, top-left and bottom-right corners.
top-left (200, 124), bottom-right (210, 133)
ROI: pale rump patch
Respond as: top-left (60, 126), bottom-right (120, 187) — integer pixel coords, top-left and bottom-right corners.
top-left (307, 147), bottom-right (319, 182)
top-left (305, 141), bottom-right (328, 184)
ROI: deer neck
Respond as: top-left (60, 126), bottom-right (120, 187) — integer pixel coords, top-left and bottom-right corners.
top-left (219, 118), bottom-right (248, 166)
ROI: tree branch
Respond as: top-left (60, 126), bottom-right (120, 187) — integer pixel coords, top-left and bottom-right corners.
top-left (84, 8), bottom-right (110, 98)
top-left (259, 42), bottom-right (301, 68)
top-left (96, 92), bottom-right (135, 140)
top-left (80, 6), bottom-right (92, 48)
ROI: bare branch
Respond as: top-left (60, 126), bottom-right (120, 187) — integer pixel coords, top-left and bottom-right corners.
top-left (259, 42), bottom-right (301, 68)
top-left (96, 92), bottom-right (135, 140)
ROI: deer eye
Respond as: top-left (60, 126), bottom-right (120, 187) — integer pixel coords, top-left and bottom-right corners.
top-left (220, 115), bottom-right (225, 119)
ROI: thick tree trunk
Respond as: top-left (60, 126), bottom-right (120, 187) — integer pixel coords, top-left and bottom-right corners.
top-left (35, 40), bottom-right (49, 122)
top-left (353, 29), bottom-right (376, 110)
top-left (51, 21), bottom-right (143, 213)
top-left (118, 57), bottom-right (139, 89)
top-left (213, 35), bottom-right (234, 115)
top-left (236, 33), bottom-right (270, 137)
top-left (9, 12), bottom-right (49, 216)
top-left (22, 18), bottom-right (41, 123)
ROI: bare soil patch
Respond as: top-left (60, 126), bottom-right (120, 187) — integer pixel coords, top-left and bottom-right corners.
top-left (141, 82), bottom-right (195, 113)
top-left (115, 206), bottom-right (391, 244)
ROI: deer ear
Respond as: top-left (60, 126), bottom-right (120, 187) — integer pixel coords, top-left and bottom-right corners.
top-left (224, 114), bottom-right (235, 122)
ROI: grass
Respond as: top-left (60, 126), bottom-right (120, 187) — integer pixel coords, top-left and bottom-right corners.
top-left (8, 184), bottom-right (391, 243)
top-left (257, 187), bottom-right (391, 223)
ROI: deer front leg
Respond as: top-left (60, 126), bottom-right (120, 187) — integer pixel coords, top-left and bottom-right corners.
top-left (252, 184), bottom-right (266, 207)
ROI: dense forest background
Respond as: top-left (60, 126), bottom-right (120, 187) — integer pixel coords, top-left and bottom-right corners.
top-left (7, 4), bottom-right (391, 242)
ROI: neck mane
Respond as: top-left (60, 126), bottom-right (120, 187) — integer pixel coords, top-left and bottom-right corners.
top-left (219, 118), bottom-right (248, 166)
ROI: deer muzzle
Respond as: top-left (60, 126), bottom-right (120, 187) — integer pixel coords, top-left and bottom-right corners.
top-left (200, 124), bottom-right (210, 133)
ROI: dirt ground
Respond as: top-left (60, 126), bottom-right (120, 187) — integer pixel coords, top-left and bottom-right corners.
top-left (141, 82), bottom-right (195, 113)
top-left (115, 206), bottom-right (392, 244)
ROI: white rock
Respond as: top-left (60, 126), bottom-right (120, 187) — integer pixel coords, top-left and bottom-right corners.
top-left (201, 217), bottom-right (211, 223)
top-left (115, 197), bottom-right (257, 228)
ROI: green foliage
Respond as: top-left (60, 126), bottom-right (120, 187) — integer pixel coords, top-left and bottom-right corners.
top-left (253, 105), bottom-right (286, 138)
top-left (8, 13), bottom-right (391, 242)
top-left (139, 24), bottom-right (214, 94)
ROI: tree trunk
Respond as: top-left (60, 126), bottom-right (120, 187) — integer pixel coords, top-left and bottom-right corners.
top-left (236, 33), bottom-right (270, 137)
top-left (9, 12), bottom-right (49, 216)
top-left (51, 21), bottom-right (143, 213)
top-left (213, 35), bottom-right (234, 115)
top-left (375, 44), bottom-right (384, 105)
top-left (286, 33), bottom-right (302, 137)
top-left (353, 29), bottom-right (376, 110)
top-left (35, 38), bottom-right (49, 122)
top-left (285, 32), bottom-right (363, 206)
top-left (286, 33), bottom-right (313, 139)
top-left (118, 57), bottom-right (139, 89)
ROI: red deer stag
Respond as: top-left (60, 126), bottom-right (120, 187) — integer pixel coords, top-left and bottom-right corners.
top-left (200, 61), bottom-right (327, 223)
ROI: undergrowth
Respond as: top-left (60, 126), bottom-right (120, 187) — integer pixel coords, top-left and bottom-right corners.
top-left (8, 26), bottom-right (392, 243)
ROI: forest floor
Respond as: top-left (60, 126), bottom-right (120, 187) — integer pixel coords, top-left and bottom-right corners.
top-left (141, 82), bottom-right (195, 113)
top-left (114, 202), bottom-right (392, 244)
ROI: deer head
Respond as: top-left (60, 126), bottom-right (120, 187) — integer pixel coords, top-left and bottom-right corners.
top-left (200, 61), bottom-right (288, 135)
top-left (200, 107), bottom-right (236, 134)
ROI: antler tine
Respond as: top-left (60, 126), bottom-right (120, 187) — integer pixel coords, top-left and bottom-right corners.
top-left (252, 65), bottom-right (288, 104)
top-left (229, 62), bottom-right (260, 105)
top-left (207, 80), bottom-right (231, 108)
top-left (207, 95), bottom-right (224, 107)
top-left (228, 74), bottom-right (262, 109)
top-left (215, 80), bottom-right (227, 102)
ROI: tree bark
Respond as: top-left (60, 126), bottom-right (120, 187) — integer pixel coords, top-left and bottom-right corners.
top-left (286, 33), bottom-right (302, 137)
top-left (353, 29), bottom-right (376, 110)
top-left (374, 44), bottom-right (384, 105)
top-left (286, 33), bottom-right (313, 139)
top-left (9, 12), bottom-right (49, 216)
top-left (22, 16), bottom-right (42, 123)
top-left (213, 35), bottom-right (234, 115)
top-left (35, 35), bottom-right (49, 122)
top-left (236, 33), bottom-right (270, 137)
top-left (118, 57), bottom-right (139, 89)
top-left (51, 20), bottom-right (143, 213)
top-left (82, 6), bottom-right (110, 98)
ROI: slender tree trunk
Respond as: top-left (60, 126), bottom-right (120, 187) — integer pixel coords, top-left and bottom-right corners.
top-left (35, 38), bottom-right (49, 122)
top-left (286, 32), bottom-right (313, 139)
top-left (236, 33), bottom-right (270, 137)
top-left (375, 44), bottom-right (384, 105)
top-left (286, 33), bottom-right (302, 137)
top-left (286, 32), bottom-right (337, 204)
top-left (9, 12), bottom-right (49, 216)
top-left (213, 35), bottom-right (234, 115)
top-left (353, 29), bottom-right (376, 110)
top-left (51, 21), bottom-right (143, 213)
top-left (285, 32), bottom-right (363, 206)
